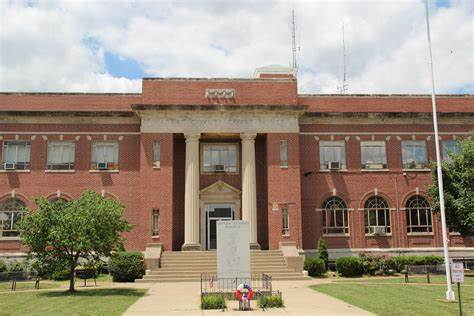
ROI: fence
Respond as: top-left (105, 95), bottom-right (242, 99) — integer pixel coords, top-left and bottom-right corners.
top-left (0, 272), bottom-right (40, 291)
top-left (201, 273), bottom-right (272, 299)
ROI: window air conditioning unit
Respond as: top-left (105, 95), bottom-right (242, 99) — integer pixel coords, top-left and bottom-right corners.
top-left (97, 162), bottom-right (108, 170)
top-left (365, 163), bottom-right (384, 169)
top-left (3, 162), bottom-right (16, 170)
top-left (213, 164), bottom-right (225, 173)
top-left (373, 226), bottom-right (386, 236)
top-left (328, 161), bottom-right (341, 170)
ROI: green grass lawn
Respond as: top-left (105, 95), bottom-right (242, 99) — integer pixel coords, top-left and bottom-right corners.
top-left (0, 281), bottom-right (60, 292)
top-left (0, 288), bottom-right (147, 316)
top-left (312, 276), bottom-right (473, 316)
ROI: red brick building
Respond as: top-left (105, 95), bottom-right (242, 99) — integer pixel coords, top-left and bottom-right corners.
top-left (1, 65), bottom-right (473, 259)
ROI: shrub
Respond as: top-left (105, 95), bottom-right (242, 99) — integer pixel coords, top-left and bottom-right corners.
top-left (201, 294), bottom-right (226, 310)
top-left (304, 256), bottom-right (326, 277)
top-left (51, 269), bottom-right (71, 281)
top-left (336, 256), bottom-right (364, 277)
top-left (109, 252), bottom-right (145, 282)
top-left (257, 293), bottom-right (284, 308)
top-left (0, 260), bottom-right (7, 273)
top-left (6, 260), bottom-right (27, 273)
top-left (423, 255), bottom-right (444, 265)
top-left (317, 238), bottom-right (329, 268)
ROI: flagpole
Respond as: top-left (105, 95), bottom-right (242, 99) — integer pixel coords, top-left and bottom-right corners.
top-left (423, 0), bottom-right (455, 301)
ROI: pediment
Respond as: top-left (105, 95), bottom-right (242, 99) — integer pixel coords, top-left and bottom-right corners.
top-left (200, 180), bottom-right (241, 197)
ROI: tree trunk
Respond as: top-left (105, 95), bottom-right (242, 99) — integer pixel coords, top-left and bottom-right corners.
top-left (68, 265), bottom-right (75, 292)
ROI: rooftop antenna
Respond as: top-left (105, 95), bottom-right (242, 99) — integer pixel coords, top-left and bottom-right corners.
top-left (337, 22), bottom-right (349, 94)
top-left (291, 8), bottom-right (298, 74)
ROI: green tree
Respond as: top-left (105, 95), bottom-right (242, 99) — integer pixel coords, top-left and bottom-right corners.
top-left (317, 237), bottom-right (329, 269)
top-left (428, 140), bottom-right (474, 236)
top-left (19, 190), bottom-right (132, 292)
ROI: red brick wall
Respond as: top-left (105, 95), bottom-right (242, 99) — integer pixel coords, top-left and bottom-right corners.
top-left (266, 133), bottom-right (303, 250)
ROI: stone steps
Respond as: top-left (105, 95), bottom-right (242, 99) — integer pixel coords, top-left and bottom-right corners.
top-left (138, 250), bottom-right (309, 282)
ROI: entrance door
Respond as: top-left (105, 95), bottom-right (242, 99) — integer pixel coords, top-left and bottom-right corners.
top-left (206, 204), bottom-right (235, 250)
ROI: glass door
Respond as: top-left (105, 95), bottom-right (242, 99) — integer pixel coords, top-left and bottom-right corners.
top-left (206, 204), bottom-right (234, 250)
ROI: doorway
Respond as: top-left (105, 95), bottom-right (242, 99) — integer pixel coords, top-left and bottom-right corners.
top-left (206, 204), bottom-right (235, 250)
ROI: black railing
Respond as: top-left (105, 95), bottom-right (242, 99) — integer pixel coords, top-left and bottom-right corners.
top-left (0, 272), bottom-right (40, 291)
top-left (201, 273), bottom-right (272, 299)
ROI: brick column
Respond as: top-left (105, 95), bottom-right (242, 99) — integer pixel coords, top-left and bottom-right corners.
top-left (182, 132), bottom-right (201, 251)
top-left (241, 132), bottom-right (260, 249)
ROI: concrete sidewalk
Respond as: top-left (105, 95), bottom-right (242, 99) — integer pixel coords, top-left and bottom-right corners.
top-left (124, 279), bottom-right (372, 316)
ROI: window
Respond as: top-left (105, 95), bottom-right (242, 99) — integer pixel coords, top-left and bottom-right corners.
top-left (153, 141), bottom-right (161, 168)
top-left (280, 140), bottom-right (288, 168)
top-left (202, 144), bottom-right (238, 173)
top-left (322, 197), bottom-right (349, 235)
top-left (47, 141), bottom-right (75, 170)
top-left (364, 196), bottom-right (391, 235)
top-left (282, 207), bottom-right (289, 235)
top-left (402, 141), bottom-right (428, 169)
top-left (361, 141), bottom-right (387, 169)
top-left (152, 209), bottom-right (160, 236)
top-left (406, 195), bottom-right (432, 234)
top-left (442, 140), bottom-right (460, 160)
top-left (319, 141), bottom-right (346, 170)
top-left (0, 198), bottom-right (26, 238)
top-left (91, 141), bottom-right (119, 170)
top-left (2, 141), bottom-right (31, 170)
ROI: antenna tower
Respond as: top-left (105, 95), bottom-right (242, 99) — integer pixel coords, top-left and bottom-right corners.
top-left (291, 8), bottom-right (298, 73)
top-left (337, 22), bottom-right (349, 94)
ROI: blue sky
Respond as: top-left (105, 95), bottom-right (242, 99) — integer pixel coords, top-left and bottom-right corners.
top-left (0, 0), bottom-right (472, 94)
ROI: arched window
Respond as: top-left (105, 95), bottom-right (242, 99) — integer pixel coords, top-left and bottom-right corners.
top-left (364, 196), bottom-right (391, 235)
top-left (406, 195), bottom-right (432, 233)
top-left (0, 198), bottom-right (26, 238)
top-left (322, 197), bottom-right (349, 235)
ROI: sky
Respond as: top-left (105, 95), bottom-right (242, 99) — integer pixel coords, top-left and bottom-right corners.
top-left (0, 0), bottom-right (472, 94)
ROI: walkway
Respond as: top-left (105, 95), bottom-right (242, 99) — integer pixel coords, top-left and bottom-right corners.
top-left (124, 279), bottom-right (372, 316)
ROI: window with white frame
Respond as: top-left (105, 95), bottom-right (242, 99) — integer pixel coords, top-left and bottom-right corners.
top-left (442, 140), bottom-right (460, 161)
top-left (2, 141), bottom-right (31, 170)
top-left (361, 141), bottom-right (387, 169)
top-left (153, 141), bottom-right (161, 168)
top-left (91, 141), bottom-right (119, 170)
top-left (47, 141), bottom-right (75, 170)
top-left (0, 198), bottom-right (26, 238)
top-left (319, 141), bottom-right (346, 170)
top-left (364, 196), bottom-right (391, 235)
top-left (281, 207), bottom-right (289, 235)
top-left (322, 196), bottom-right (349, 235)
top-left (406, 195), bottom-right (432, 233)
top-left (280, 140), bottom-right (288, 168)
top-left (202, 143), bottom-right (238, 173)
top-left (402, 141), bottom-right (428, 169)
top-left (152, 209), bottom-right (160, 236)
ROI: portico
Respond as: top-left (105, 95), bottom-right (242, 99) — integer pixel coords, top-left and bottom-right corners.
top-left (132, 104), bottom-right (302, 251)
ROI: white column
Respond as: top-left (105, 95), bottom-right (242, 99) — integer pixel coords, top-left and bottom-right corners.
top-left (241, 132), bottom-right (260, 249)
top-left (182, 132), bottom-right (201, 251)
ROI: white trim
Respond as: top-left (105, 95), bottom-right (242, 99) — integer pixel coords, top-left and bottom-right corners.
top-left (407, 232), bottom-right (434, 236)
top-left (318, 169), bottom-right (349, 172)
top-left (402, 168), bottom-right (431, 172)
top-left (361, 169), bottom-right (389, 172)
top-left (45, 170), bottom-right (76, 173)
top-left (300, 131), bottom-right (472, 136)
top-left (0, 169), bottom-right (30, 173)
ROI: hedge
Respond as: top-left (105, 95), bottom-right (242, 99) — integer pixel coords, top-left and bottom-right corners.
top-left (335, 256), bottom-right (364, 277)
top-left (304, 256), bottom-right (326, 277)
top-left (201, 294), bottom-right (226, 309)
top-left (109, 251), bottom-right (145, 282)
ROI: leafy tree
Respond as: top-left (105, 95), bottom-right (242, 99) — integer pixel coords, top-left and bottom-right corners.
top-left (19, 190), bottom-right (132, 292)
top-left (317, 237), bottom-right (329, 269)
top-left (428, 140), bottom-right (474, 236)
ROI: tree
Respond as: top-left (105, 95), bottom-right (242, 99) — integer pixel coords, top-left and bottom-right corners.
top-left (428, 140), bottom-right (474, 236)
top-left (19, 190), bottom-right (132, 292)
top-left (317, 237), bottom-right (329, 269)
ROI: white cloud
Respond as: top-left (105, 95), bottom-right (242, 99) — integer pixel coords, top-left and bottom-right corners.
top-left (0, 0), bottom-right (472, 93)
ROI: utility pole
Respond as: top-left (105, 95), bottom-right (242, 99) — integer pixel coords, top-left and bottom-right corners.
top-left (424, 0), bottom-right (455, 301)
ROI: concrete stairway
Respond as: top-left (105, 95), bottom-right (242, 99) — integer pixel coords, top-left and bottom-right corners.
top-left (137, 250), bottom-right (309, 283)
